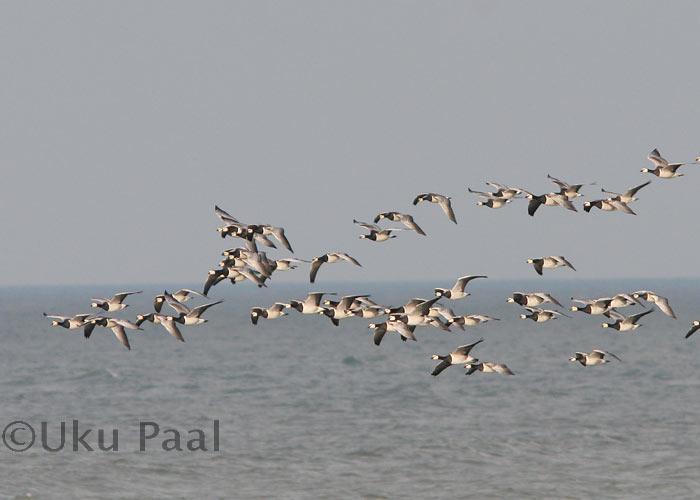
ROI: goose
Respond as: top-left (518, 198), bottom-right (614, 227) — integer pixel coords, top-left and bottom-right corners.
top-left (203, 267), bottom-right (267, 295)
top-left (412, 193), bottom-right (457, 224)
top-left (569, 350), bottom-right (621, 366)
top-left (319, 294), bottom-right (371, 325)
top-left (602, 308), bottom-right (654, 331)
top-left (289, 292), bottom-right (336, 315)
top-left (430, 338), bottom-right (484, 376)
top-left (484, 182), bottom-right (523, 198)
top-left (465, 361), bottom-right (515, 376)
top-left (154, 289), bottom-right (207, 312)
top-left (368, 320), bottom-right (417, 345)
top-left (685, 320), bottom-right (700, 339)
top-left (250, 303), bottom-right (289, 325)
top-left (90, 291), bottom-right (142, 312)
top-left (527, 256), bottom-right (576, 275)
top-left (354, 219), bottom-right (408, 242)
top-left (385, 296), bottom-right (442, 316)
top-left (641, 148), bottom-right (686, 178)
top-left (448, 314), bottom-right (499, 327)
top-left (374, 211), bottom-right (426, 235)
top-left (507, 292), bottom-right (563, 308)
top-left (609, 293), bottom-right (645, 308)
top-left (600, 180), bottom-right (651, 203)
top-left (583, 199), bottom-right (636, 215)
top-left (520, 307), bottom-right (569, 322)
top-left (547, 174), bottom-right (588, 200)
top-left (476, 197), bottom-right (511, 209)
top-left (434, 275), bottom-right (488, 299)
top-left (632, 290), bottom-right (676, 318)
top-left (351, 305), bottom-right (386, 319)
top-left (309, 252), bottom-right (362, 283)
top-left (135, 313), bottom-right (184, 342)
top-left (43, 313), bottom-right (94, 330)
top-left (161, 293), bottom-right (223, 325)
top-left (468, 188), bottom-right (512, 208)
top-left (523, 191), bottom-right (577, 216)
top-left (388, 312), bottom-right (449, 330)
top-left (570, 297), bottom-right (613, 315)
top-left (84, 317), bottom-right (142, 350)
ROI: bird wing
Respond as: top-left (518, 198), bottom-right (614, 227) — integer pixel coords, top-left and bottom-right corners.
top-left (335, 253), bottom-right (362, 266)
top-left (648, 148), bottom-right (668, 167)
top-left (625, 180), bottom-right (651, 197)
top-left (161, 317), bottom-right (185, 342)
top-left (353, 219), bottom-right (380, 231)
top-left (189, 300), bottom-right (223, 318)
top-left (214, 205), bottom-right (239, 224)
top-left (537, 293), bottom-right (562, 307)
top-left (437, 197), bottom-right (457, 224)
top-left (685, 324), bottom-right (700, 339)
top-left (552, 194), bottom-right (578, 211)
top-left (110, 325), bottom-right (131, 350)
top-left (489, 363), bottom-right (514, 375)
top-left (454, 338), bottom-right (485, 356)
top-left (608, 200), bottom-right (636, 215)
top-left (431, 360), bottom-right (451, 376)
top-left (113, 291), bottom-right (142, 303)
top-left (454, 275), bottom-right (488, 291)
top-left (43, 314), bottom-right (70, 321)
top-left (164, 292), bottom-right (190, 315)
top-left (555, 256), bottom-right (576, 271)
top-left (309, 259), bottom-right (324, 283)
top-left (399, 214), bottom-right (426, 235)
top-left (268, 227), bottom-right (293, 253)
top-left (531, 260), bottom-right (543, 275)
top-left (593, 349), bottom-right (621, 362)
top-left (652, 295), bottom-right (676, 318)
top-left (393, 322), bottom-right (417, 341)
top-left (624, 308), bottom-right (655, 324)
top-left (547, 174), bottom-right (568, 190)
top-left (527, 198), bottom-right (543, 216)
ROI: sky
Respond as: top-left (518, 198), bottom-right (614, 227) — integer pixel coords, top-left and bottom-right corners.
top-left (2, 1), bottom-right (699, 287)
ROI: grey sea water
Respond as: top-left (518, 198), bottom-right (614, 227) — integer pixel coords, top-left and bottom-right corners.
top-left (1, 279), bottom-right (699, 499)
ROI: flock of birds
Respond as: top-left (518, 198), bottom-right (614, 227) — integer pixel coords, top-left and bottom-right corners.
top-left (44, 148), bottom-right (700, 377)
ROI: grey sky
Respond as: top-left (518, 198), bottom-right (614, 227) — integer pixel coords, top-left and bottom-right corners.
top-left (2, 1), bottom-right (699, 287)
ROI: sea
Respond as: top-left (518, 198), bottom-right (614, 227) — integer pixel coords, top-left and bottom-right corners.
top-left (1, 278), bottom-right (699, 500)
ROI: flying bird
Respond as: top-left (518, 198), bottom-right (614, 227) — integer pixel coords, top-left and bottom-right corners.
top-left (430, 338), bottom-right (484, 376)
top-left (309, 253), bottom-right (361, 283)
top-left (353, 219), bottom-right (408, 242)
top-left (434, 275), bottom-right (487, 300)
top-left (90, 291), bottom-right (142, 312)
top-left (465, 362), bottom-right (515, 376)
top-left (569, 350), bottom-right (621, 366)
top-left (641, 148), bottom-right (687, 178)
top-left (527, 256), bottom-right (576, 275)
top-left (632, 290), bottom-right (676, 318)
top-left (374, 212), bottom-right (426, 235)
top-left (412, 193), bottom-right (457, 223)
